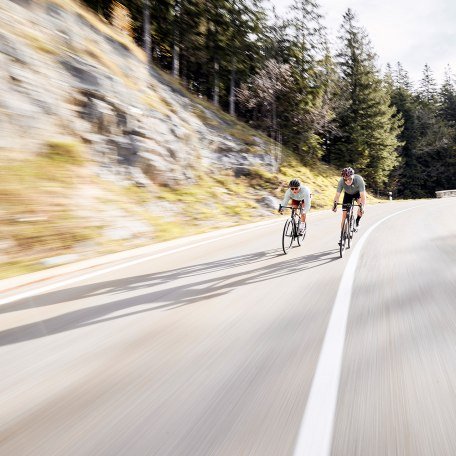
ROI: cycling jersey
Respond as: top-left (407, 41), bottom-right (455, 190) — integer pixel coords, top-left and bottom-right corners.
top-left (337, 175), bottom-right (365, 195)
top-left (281, 186), bottom-right (311, 213)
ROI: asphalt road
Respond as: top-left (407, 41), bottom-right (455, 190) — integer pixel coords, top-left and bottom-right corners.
top-left (1, 198), bottom-right (455, 456)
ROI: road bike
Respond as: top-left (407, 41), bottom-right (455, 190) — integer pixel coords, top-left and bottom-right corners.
top-left (280, 204), bottom-right (306, 254)
top-left (336, 201), bottom-right (361, 258)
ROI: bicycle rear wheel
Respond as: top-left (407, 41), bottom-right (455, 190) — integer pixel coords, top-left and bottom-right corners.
top-left (282, 219), bottom-right (294, 254)
top-left (297, 221), bottom-right (306, 246)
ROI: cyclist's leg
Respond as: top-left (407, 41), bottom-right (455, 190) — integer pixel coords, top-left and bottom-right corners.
top-left (293, 201), bottom-right (305, 234)
top-left (298, 203), bottom-right (307, 224)
top-left (354, 192), bottom-right (362, 226)
top-left (299, 212), bottom-right (306, 234)
top-left (291, 200), bottom-right (300, 220)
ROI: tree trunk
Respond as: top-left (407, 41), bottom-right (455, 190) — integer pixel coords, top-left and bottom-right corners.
top-left (229, 57), bottom-right (236, 116)
top-left (143, 0), bottom-right (151, 65)
top-left (172, 0), bottom-right (180, 78)
top-left (213, 59), bottom-right (219, 106)
top-left (272, 97), bottom-right (277, 132)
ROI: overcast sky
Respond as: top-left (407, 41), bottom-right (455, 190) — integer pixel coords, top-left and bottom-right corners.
top-left (271, 0), bottom-right (455, 86)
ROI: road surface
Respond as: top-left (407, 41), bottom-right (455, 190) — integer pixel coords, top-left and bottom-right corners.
top-left (1, 198), bottom-right (455, 455)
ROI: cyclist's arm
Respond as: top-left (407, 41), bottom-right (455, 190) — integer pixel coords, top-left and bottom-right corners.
top-left (280, 189), bottom-right (291, 209)
top-left (359, 191), bottom-right (366, 209)
top-left (333, 191), bottom-right (341, 205)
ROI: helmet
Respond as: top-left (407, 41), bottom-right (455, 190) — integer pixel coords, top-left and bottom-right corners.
top-left (289, 179), bottom-right (301, 188)
top-left (341, 167), bottom-right (354, 178)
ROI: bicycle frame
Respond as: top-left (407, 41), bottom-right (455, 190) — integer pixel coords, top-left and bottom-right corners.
top-left (280, 204), bottom-right (306, 254)
top-left (337, 201), bottom-right (361, 257)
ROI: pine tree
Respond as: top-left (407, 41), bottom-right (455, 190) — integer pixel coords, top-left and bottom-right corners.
top-left (284, 0), bottom-right (328, 159)
top-left (330, 9), bottom-right (402, 189)
top-left (387, 63), bottom-right (420, 197)
top-left (394, 62), bottom-right (413, 92)
top-left (439, 65), bottom-right (456, 124)
top-left (418, 64), bottom-right (438, 105)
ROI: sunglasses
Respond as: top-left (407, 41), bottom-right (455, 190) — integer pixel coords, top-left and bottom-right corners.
top-left (343, 178), bottom-right (353, 182)
top-left (290, 187), bottom-right (300, 191)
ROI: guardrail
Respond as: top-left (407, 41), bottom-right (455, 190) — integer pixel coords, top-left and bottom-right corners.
top-left (435, 190), bottom-right (456, 198)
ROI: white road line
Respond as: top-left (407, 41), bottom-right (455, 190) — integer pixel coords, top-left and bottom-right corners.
top-left (293, 204), bottom-right (424, 456)
top-left (0, 220), bottom-right (280, 306)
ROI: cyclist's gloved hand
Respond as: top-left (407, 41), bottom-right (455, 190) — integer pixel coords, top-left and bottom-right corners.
top-left (332, 201), bottom-right (337, 212)
top-left (278, 205), bottom-right (284, 215)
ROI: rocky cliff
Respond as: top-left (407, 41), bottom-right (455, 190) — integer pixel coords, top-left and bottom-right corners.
top-left (0, 0), bottom-right (278, 184)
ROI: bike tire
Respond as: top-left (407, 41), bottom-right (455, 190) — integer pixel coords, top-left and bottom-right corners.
top-left (282, 219), bottom-right (294, 254)
top-left (347, 213), bottom-right (353, 248)
top-left (297, 221), bottom-right (307, 246)
top-left (339, 219), bottom-right (349, 258)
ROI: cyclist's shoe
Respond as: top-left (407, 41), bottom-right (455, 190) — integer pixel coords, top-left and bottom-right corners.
top-left (298, 228), bottom-right (305, 236)
top-left (353, 227), bottom-right (358, 233)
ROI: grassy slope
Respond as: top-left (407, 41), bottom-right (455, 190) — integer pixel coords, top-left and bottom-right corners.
top-left (0, 0), bottom-right (378, 279)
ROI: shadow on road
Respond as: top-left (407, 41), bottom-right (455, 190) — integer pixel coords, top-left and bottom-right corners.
top-left (0, 247), bottom-right (339, 346)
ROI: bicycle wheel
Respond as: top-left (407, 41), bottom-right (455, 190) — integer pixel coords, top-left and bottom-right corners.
top-left (282, 218), bottom-right (294, 254)
top-left (297, 221), bottom-right (307, 246)
top-left (339, 219), bottom-right (349, 258)
top-left (351, 210), bottom-right (356, 235)
top-left (347, 213), bottom-right (353, 248)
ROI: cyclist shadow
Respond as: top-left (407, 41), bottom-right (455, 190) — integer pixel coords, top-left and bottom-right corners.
top-left (0, 248), bottom-right (338, 346)
top-left (0, 248), bottom-right (283, 315)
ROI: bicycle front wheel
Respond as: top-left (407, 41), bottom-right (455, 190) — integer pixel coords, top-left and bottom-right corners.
top-left (282, 219), bottom-right (294, 254)
top-left (339, 220), bottom-right (349, 258)
top-left (347, 213), bottom-right (353, 248)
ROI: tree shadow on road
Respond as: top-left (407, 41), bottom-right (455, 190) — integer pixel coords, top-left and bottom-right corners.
top-left (0, 247), bottom-right (339, 346)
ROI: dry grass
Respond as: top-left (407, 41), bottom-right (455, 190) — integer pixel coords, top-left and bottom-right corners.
top-left (0, 153), bottom-right (98, 277)
top-left (22, 30), bottom-right (59, 55)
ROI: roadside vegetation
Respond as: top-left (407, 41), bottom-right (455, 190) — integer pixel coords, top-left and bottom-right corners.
top-left (0, 135), bottom-right (349, 279)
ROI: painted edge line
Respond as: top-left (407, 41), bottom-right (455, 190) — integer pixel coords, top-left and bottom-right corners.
top-left (292, 204), bottom-right (424, 456)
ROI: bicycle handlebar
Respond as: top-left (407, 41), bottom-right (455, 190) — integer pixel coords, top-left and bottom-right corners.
top-left (336, 202), bottom-right (362, 207)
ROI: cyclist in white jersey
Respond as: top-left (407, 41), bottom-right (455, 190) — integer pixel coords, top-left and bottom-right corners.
top-left (279, 179), bottom-right (311, 235)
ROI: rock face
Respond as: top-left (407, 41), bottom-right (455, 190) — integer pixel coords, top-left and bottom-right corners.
top-left (0, 0), bottom-right (278, 184)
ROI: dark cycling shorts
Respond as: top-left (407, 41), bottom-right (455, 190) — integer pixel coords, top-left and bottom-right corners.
top-left (342, 191), bottom-right (360, 209)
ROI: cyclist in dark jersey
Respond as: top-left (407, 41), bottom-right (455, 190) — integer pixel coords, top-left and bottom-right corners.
top-left (332, 167), bottom-right (366, 231)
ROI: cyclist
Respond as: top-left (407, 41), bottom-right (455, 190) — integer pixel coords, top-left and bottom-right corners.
top-left (278, 179), bottom-right (311, 235)
top-left (332, 167), bottom-right (366, 232)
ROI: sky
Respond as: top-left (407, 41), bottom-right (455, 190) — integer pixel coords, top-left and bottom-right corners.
top-left (272, 0), bottom-right (456, 86)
